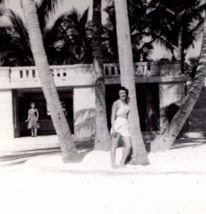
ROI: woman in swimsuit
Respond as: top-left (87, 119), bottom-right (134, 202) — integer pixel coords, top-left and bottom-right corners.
top-left (110, 87), bottom-right (132, 169)
top-left (25, 102), bottom-right (39, 137)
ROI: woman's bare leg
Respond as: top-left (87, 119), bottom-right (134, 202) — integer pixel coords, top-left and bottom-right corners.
top-left (120, 137), bottom-right (132, 167)
top-left (31, 128), bottom-right (34, 137)
top-left (34, 128), bottom-right (37, 137)
top-left (110, 133), bottom-right (121, 169)
top-left (122, 144), bottom-right (125, 163)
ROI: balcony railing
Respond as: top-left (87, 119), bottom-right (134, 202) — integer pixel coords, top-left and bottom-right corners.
top-left (0, 61), bottom-right (186, 90)
top-left (10, 65), bottom-right (76, 82)
top-left (7, 61), bottom-right (181, 81)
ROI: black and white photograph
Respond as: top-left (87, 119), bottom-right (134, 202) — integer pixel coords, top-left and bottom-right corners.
top-left (0, 0), bottom-right (206, 213)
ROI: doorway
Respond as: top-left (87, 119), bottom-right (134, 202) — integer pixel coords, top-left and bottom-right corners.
top-left (106, 84), bottom-right (160, 131)
top-left (13, 88), bottom-right (74, 137)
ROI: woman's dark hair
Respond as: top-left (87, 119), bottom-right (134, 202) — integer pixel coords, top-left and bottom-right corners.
top-left (118, 86), bottom-right (129, 97)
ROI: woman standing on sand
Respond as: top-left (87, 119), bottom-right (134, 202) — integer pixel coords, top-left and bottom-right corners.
top-left (110, 87), bottom-right (132, 169)
top-left (25, 102), bottom-right (39, 137)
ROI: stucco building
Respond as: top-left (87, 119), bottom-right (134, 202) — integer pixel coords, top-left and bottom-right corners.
top-left (0, 61), bottom-right (187, 142)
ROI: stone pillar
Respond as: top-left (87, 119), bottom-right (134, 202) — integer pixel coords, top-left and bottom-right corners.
top-left (0, 90), bottom-right (14, 143)
top-left (73, 87), bottom-right (95, 138)
top-left (159, 82), bottom-right (185, 131)
top-left (0, 67), bottom-right (10, 83)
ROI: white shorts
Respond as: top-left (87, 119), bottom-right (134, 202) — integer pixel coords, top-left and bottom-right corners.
top-left (111, 117), bottom-right (130, 137)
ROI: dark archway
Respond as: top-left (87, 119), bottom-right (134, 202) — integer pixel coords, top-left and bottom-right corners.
top-left (14, 88), bottom-right (74, 137)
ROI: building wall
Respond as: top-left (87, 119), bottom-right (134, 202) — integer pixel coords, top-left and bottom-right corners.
top-left (73, 87), bottom-right (95, 138)
top-left (0, 90), bottom-right (14, 142)
top-left (159, 82), bottom-right (185, 131)
top-left (0, 62), bottom-right (187, 140)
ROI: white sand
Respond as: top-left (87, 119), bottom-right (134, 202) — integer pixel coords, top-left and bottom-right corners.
top-left (1, 137), bottom-right (206, 214)
top-left (25, 143), bottom-right (206, 173)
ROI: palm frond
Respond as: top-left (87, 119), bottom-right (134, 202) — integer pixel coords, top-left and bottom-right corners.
top-left (4, 9), bottom-right (30, 46)
top-left (146, 0), bottom-right (206, 56)
top-left (38, 0), bottom-right (63, 17)
top-left (44, 7), bottom-right (92, 65)
top-left (37, 0), bottom-right (63, 30)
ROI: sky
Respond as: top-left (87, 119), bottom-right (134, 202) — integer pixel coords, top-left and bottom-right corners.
top-left (1, 0), bottom-right (203, 62)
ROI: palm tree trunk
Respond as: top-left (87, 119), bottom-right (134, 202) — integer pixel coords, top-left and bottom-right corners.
top-left (151, 11), bottom-right (206, 152)
top-left (22, 0), bottom-right (80, 162)
top-left (177, 27), bottom-right (184, 72)
top-left (177, 27), bottom-right (182, 61)
top-left (92, 0), bottom-right (112, 151)
top-left (114, 0), bottom-right (149, 165)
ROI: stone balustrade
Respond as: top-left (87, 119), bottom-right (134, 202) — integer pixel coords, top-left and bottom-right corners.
top-left (10, 64), bottom-right (93, 82)
top-left (0, 61), bottom-right (188, 140)
top-left (0, 61), bottom-right (187, 90)
top-left (104, 61), bottom-right (182, 77)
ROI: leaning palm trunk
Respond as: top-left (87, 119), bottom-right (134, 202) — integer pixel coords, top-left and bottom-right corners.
top-left (151, 11), bottom-right (206, 152)
top-left (92, 0), bottom-right (111, 151)
top-left (22, 0), bottom-right (80, 162)
top-left (114, 0), bottom-right (149, 165)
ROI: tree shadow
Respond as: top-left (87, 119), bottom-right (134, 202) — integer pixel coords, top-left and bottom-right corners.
top-left (171, 138), bottom-right (206, 150)
top-left (0, 148), bottom-right (61, 164)
top-left (0, 141), bottom-right (95, 167)
top-left (146, 137), bottom-right (206, 153)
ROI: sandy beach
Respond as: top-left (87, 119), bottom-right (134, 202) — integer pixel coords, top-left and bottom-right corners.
top-left (0, 136), bottom-right (206, 214)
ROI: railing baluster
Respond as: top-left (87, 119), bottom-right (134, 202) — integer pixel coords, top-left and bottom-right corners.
top-left (60, 69), bottom-right (64, 79)
top-left (57, 69), bottom-right (61, 77)
top-left (28, 69), bottom-right (33, 78)
top-left (145, 64), bottom-right (148, 76)
top-left (57, 68), bottom-right (61, 78)
top-left (53, 69), bottom-right (58, 78)
top-left (63, 69), bottom-right (67, 77)
top-left (108, 67), bottom-right (112, 75)
top-left (6, 61), bottom-right (164, 83)
top-left (143, 65), bottom-right (147, 76)
top-left (23, 70), bottom-right (27, 79)
top-left (139, 65), bottom-right (144, 76)
top-left (114, 66), bottom-right (118, 75)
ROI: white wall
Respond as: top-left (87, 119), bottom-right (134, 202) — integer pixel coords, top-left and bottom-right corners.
top-left (73, 87), bottom-right (95, 138)
top-left (159, 83), bottom-right (185, 131)
top-left (0, 90), bottom-right (14, 142)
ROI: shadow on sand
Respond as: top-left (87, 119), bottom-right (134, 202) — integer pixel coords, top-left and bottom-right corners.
top-left (171, 138), bottom-right (206, 150)
top-left (0, 141), bottom-right (94, 167)
top-left (1, 138), bottom-right (205, 167)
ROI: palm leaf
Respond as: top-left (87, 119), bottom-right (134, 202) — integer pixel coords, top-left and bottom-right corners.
top-left (1, 9), bottom-right (34, 65)
top-left (44, 8), bottom-right (92, 65)
top-left (5, 9), bottom-right (30, 46)
top-left (147, 0), bottom-right (206, 56)
top-left (37, 0), bottom-right (63, 30)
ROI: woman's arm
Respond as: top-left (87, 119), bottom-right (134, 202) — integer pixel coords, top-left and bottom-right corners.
top-left (25, 110), bottom-right (30, 122)
top-left (111, 102), bottom-right (118, 133)
top-left (36, 109), bottom-right (39, 121)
